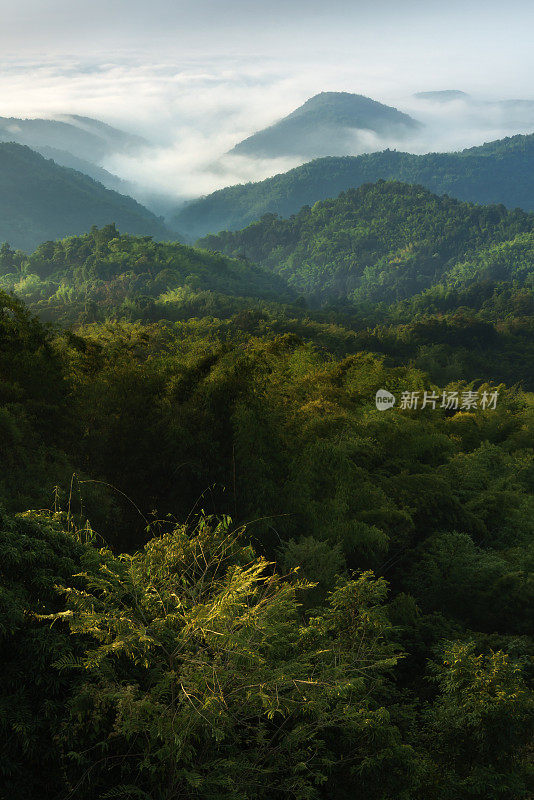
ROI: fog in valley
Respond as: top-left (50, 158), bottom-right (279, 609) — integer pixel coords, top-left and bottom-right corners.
top-left (1, 0), bottom-right (534, 210)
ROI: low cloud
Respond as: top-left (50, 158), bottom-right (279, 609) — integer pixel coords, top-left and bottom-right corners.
top-left (1, 56), bottom-right (534, 211)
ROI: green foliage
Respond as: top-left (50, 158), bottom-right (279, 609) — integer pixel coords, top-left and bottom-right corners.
top-left (175, 132), bottom-right (534, 237)
top-left (0, 225), bottom-right (291, 322)
top-left (1, 210), bottom-right (533, 799)
top-left (53, 516), bottom-right (419, 800)
top-left (0, 143), bottom-right (170, 251)
top-left (425, 641), bottom-right (534, 799)
top-left (0, 510), bottom-right (89, 797)
top-left (279, 536), bottom-right (346, 606)
top-left (199, 181), bottom-right (534, 306)
top-left (403, 531), bottom-right (533, 634)
top-left (0, 290), bottom-right (71, 509)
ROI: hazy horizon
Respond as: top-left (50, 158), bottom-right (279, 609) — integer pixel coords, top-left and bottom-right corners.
top-left (1, 0), bottom-right (534, 201)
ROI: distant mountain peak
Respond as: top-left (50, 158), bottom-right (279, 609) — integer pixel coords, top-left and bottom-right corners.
top-left (228, 91), bottom-right (421, 160)
top-left (414, 90), bottom-right (469, 102)
top-left (55, 113), bottom-right (147, 149)
top-left (0, 113), bottom-right (146, 166)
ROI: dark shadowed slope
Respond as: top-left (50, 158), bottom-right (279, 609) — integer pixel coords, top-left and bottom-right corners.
top-left (0, 143), bottom-right (170, 251)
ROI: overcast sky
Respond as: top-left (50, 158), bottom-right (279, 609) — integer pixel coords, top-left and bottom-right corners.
top-left (1, 0), bottom-right (533, 199)
top-left (1, 0), bottom-right (534, 93)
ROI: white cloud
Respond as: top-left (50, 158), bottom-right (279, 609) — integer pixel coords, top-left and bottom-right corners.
top-left (1, 51), bottom-right (534, 207)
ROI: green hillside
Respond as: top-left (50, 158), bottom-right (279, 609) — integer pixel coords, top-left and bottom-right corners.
top-left (176, 133), bottom-right (534, 238)
top-left (2, 184), bottom-right (534, 797)
top-left (2, 282), bottom-right (533, 798)
top-left (0, 143), bottom-right (170, 250)
top-left (0, 223), bottom-right (292, 320)
top-left (198, 181), bottom-right (534, 305)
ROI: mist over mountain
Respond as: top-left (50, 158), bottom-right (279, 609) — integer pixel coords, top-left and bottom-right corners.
top-left (174, 133), bottom-right (534, 238)
top-left (0, 143), bottom-right (169, 251)
top-left (413, 90), bottom-right (534, 118)
top-left (228, 92), bottom-right (421, 160)
top-left (0, 112), bottom-right (152, 202)
top-left (0, 114), bottom-right (145, 164)
top-left (3, 53), bottom-right (534, 202)
top-left (32, 145), bottom-right (131, 193)
top-left (414, 90), bottom-right (470, 102)
top-left (58, 114), bottom-right (147, 151)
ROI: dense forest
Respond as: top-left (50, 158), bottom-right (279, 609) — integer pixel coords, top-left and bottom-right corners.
top-left (200, 181), bottom-right (534, 307)
top-left (1, 178), bottom-right (533, 799)
top-left (1, 213), bottom-right (533, 391)
top-left (0, 144), bottom-right (169, 251)
top-left (175, 133), bottom-right (534, 237)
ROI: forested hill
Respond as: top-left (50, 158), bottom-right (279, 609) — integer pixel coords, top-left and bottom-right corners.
top-left (0, 224), bottom-right (292, 318)
top-left (2, 177), bottom-right (534, 795)
top-left (229, 91), bottom-right (420, 159)
top-left (176, 133), bottom-right (534, 238)
top-left (199, 181), bottom-right (534, 305)
top-left (0, 143), bottom-right (170, 250)
top-left (3, 284), bottom-right (534, 799)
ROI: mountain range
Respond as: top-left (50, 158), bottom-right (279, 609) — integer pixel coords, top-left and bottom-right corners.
top-left (174, 133), bottom-right (534, 238)
top-left (0, 113), bottom-right (146, 195)
top-left (5, 91), bottom-right (534, 255)
top-left (4, 181), bottom-right (533, 329)
top-left (0, 113), bottom-right (145, 163)
top-left (197, 180), bottom-right (534, 306)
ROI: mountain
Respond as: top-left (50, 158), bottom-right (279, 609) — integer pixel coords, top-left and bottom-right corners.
top-left (33, 145), bottom-right (131, 193)
top-left (228, 92), bottom-right (421, 160)
top-left (414, 90), bottom-right (469, 102)
top-left (413, 92), bottom-right (534, 130)
top-left (0, 225), bottom-right (292, 322)
top-left (0, 143), bottom-right (170, 251)
top-left (0, 113), bottom-right (147, 199)
top-left (413, 90), bottom-right (534, 115)
top-left (175, 133), bottom-right (534, 239)
top-left (56, 114), bottom-right (146, 152)
top-left (198, 181), bottom-right (534, 306)
top-left (0, 113), bottom-right (145, 164)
